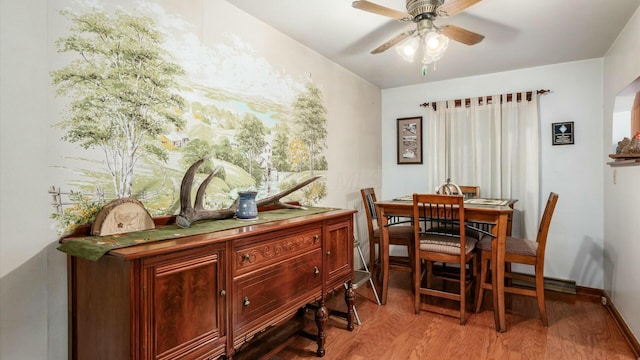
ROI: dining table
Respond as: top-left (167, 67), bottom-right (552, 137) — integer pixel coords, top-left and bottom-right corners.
top-left (374, 197), bottom-right (515, 333)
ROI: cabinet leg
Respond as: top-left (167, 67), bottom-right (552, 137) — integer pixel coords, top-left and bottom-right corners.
top-left (314, 298), bottom-right (328, 357)
top-left (344, 280), bottom-right (355, 331)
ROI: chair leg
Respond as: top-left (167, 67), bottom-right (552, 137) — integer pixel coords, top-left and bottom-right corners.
top-left (475, 255), bottom-right (488, 313)
top-left (407, 244), bottom-right (415, 293)
top-left (471, 254), bottom-right (478, 311)
top-left (414, 259), bottom-right (421, 314)
top-left (460, 259), bottom-right (467, 325)
top-left (535, 265), bottom-right (548, 326)
top-left (369, 241), bottom-right (376, 279)
top-left (505, 262), bottom-right (513, 309)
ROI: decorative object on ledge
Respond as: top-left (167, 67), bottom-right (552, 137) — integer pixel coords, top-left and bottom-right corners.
top-left (552, 121), bottom-right (574, 145)
top-left (616, 132), bottom-right (640, 154)
top-left (91, 197), bottom-right (154, 236)
top-left (397, 116), bottom-right (423, 164)
top-left (236, 191), bottom-right (258, 220)
top-left (176, 159), bottom-right (322, 228)
top-left (609, 132), bottom-right (640, 167)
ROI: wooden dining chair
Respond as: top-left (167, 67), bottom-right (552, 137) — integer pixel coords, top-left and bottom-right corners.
top-left (360, 188), bottom-right (414, 282)
top-left (412, 193), bottom-right (478, 325)
top-left (475, 192), bottom-right (559, 326)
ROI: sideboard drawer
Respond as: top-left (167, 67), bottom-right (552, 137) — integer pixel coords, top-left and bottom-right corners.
top-left (233, 227), bottom-right (321, 276)
top-left (233, 248), bottom-right (323, 345)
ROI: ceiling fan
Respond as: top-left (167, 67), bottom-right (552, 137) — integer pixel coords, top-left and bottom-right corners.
top-left (352, 0), bottom-right (484, 74)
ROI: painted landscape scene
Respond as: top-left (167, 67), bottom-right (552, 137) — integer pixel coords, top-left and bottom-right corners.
top-left (49, 2), bottom-right (328, 234)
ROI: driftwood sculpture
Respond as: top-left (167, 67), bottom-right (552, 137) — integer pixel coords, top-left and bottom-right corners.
top-left (175, 159), bottom-right (321, 228)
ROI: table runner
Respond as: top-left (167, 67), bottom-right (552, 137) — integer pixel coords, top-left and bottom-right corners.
top-left (58, 207), bottom-right (335, 261)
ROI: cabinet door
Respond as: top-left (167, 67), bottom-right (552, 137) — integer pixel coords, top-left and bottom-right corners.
top-left (324, 216), bottom-right (354, 292)
top-left (142, 245), bottom-right (226, 360)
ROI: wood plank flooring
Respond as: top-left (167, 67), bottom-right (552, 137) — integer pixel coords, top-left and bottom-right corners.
top-left (271, 272), bottom-right (636, 360)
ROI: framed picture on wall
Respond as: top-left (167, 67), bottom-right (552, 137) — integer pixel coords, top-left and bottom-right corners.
top-left (397, 116), bottom-right (423, 164)
top-left (552, 121), bottom-right (575, 145)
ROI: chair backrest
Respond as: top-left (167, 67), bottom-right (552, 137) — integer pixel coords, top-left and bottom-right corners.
top-left (412, 193), bottom-right (467, 256)
top-left (360, 187), bottom-right (379, 237)
top-left (535, 192), bottom-right (559, 259)
top-left (458, 186), bottom-right (481, 199)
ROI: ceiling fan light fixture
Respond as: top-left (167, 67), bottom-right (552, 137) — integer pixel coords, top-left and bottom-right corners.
top-left (420, 30), bottom-right (448, 76)
top-left (395, 35), bottom-right (420, 62)
top-left (423, 30), bottom-right (449, 62)
top-left (425, 30), bottom-right (447, 50)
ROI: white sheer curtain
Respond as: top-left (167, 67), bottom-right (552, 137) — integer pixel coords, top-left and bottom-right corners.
top-left (425, 93), bottom-right (539, 239)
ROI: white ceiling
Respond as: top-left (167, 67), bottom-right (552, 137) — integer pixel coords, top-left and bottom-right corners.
top-left (227, 0), bottom-right (640, 89)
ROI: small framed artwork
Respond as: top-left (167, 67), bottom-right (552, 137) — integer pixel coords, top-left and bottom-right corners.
top-left (397, 116), bottom-right (423, 164)
top-left (552, 121), bottom-right (575, 145)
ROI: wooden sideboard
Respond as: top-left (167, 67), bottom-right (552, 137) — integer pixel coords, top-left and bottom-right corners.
top-left (64, 208), bottom-right (356, 360)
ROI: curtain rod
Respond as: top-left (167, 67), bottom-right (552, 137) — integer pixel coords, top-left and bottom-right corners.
top-left (419, 89), bottom-right (551, 110)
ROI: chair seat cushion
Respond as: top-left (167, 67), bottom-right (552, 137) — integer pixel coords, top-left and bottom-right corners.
top-left (477, 236), bottom-right (537, 256)
top-left (419, 234), bottom-right (477, 255)
top-left (373, 224), bottom-right (414, 244)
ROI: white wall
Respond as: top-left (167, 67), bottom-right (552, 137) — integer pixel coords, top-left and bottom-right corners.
top-left (0, 1), bottom-right (62, 359)
top-left (602, 7), bottom-right (640, 341)
top-left (0, 1), bottom-right (382, 358)
top-left (381, 59), bottom-right (605, 289)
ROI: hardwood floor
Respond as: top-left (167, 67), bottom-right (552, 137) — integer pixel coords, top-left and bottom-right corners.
top-left (271, 272), bottom-right (636, 360)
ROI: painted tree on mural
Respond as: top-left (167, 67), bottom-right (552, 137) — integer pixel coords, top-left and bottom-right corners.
top-left (181, 139), bottom-right (214, 173)
top-left (292, 83), bottom-right (328, 176)
top-left (288, 137), bottom-right (309, 172)
top-left (51, 9), bottom-right (185, 198)
top-left (271, 123), bottom-right (291, 172)
top-left (236, 114), bottom-right (267, 184)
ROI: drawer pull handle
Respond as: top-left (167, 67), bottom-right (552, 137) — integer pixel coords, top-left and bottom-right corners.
top-left (243, 297), bottom-right (250, 307)
top-left (220, 289), bottom-right (226, 297)
top-left (314, 266), bottom-right (320, 275)
top-left (242, 253), bottom-right (251, 262)
top-left (313, 234), bottom-right (320, 242)
top-left (326, 251), bottom-right (331, 256)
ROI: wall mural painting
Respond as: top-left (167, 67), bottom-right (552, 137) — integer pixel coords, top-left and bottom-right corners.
top-left (49, 1), bottom-right (328, 235)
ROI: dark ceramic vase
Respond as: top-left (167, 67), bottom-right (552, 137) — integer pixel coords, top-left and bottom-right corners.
top-left (236, 191), bottom-right (258, 220)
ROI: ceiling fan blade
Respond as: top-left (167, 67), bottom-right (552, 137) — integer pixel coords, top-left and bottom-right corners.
top-left (440, 25), bottom-right (484, 45)
top-left (352, 1), bottom-right (412, 21)
top-left (437, 0), bottom-right (481, 17)
top-left (371, 30), bottom-right (416, 54)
